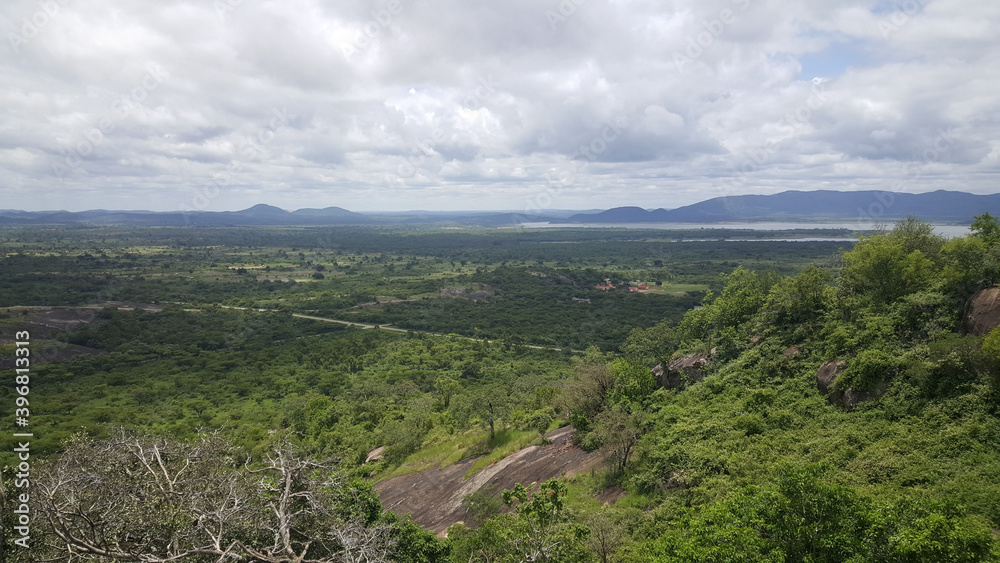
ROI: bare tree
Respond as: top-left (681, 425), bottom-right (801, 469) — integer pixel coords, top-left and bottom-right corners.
top-left (329, 522), bottom-right (395, 563)
top-left (37, 429), bottom-right (250, 561)
top-left (32, 429), bottom-right (396, 562)
top-left (584, 511), bottom-right (625, 563)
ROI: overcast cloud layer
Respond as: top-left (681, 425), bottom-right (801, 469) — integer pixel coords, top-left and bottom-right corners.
top-left (1, 0), bottom-right (998, 212)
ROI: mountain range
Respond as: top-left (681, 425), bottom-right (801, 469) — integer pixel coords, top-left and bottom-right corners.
top-left (1, 190), bottom-right (994, 226)
top-left (564, 190), bottom-right (1000, 223)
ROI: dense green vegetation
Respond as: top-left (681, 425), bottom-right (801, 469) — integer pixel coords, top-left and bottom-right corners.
top-left (440, 216), bottom-right (1000, 561)
top-left (0, 226), bottom-right (843, 349)
top-left (3, 219), bottom-right (1000, 561)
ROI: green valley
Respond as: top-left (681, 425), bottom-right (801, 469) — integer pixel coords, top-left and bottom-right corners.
top-left (1, 219), bottom-right (998, 562)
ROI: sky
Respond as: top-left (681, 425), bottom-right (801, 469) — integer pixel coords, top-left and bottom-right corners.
top-left (1, 0), bottom-right (998, 213)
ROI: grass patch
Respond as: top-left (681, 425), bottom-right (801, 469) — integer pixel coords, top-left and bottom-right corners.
top-left (374, 426), bottom-right (547, 483)
top-left (647, 283), bottom-right (710, 295)
top-left (463, 429), bottom-right (542, 479)
top-left (375, 427), bottom-right (491, 482)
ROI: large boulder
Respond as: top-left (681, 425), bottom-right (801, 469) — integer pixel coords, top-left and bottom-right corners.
top-left (816, 360), bottom-right (846, 394)
top-left (816, 360), bottom-right (886, 411)
top-left (842, 387), bottom-right (872, 410)
top-left (365, 446), bottom-right (385, 464)
top-left (655, 353), bottom-right (710, 389)
top-left (965, 287), bottom-right (1000, 335)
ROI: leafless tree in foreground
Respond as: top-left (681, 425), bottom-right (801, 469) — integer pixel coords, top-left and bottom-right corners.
top-left (27, 429), bottom-right (395, 562)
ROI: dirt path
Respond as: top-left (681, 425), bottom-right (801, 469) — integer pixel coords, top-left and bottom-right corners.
top-left (227, 306), bottom-right (580, 351)
top-left (2, 304), bottom-right (582, 354)
top-left (374, 426), bottom-right (606, 536)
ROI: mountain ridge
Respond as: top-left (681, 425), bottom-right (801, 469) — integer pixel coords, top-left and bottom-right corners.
top-left (565, 190), bottom-right (1000, 223)
top-left (1, 190), bottom-right (995, 226)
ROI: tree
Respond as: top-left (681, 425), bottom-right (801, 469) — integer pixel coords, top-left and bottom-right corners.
top-left (463, 484), bottom-right (503, 527)
top-left (648, 464), bottom-right (869, 562)
top-left (433, 375), bottom-right (462, 410)
top-left (564, 357), bottom-right (616, 433)
top-left (452, 383), bottom-right (513, 442)
top-left (585, 511), bottom-right (627, 563)
top-left (594, 405), bottom-right (641, 475)
top-left (678, 267), bottom-right (779, 343)
top-left (758, 265), bottom-right (832, 326)
top-left (970, 212), bottom-right (1000, 246)
top-left (30, 430), bottom-right (405, 562)
top-left (839, 232), bottom-right (935, 306)
top-left (620, 322), bottom-right (678, 367)
top-left (868, 499), bottom-right (994, 563)
top-left (607, 358), bottom-right (657, 407)
top-left (500, 479), bottom-right (589, 562)
top-left (890, 215), bottom-right (945, 263)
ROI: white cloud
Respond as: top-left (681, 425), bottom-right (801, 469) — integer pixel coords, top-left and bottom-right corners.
top-left (0, 0), bottom-right (998, 211)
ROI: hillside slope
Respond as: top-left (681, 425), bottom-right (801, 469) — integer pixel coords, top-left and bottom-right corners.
top-left (375, 426), bottom-right (604, 536)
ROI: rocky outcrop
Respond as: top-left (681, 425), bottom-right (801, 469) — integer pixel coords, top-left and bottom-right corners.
top-left (816, 360), bottom-right (845, 394)
top-left (654, 353), bottom-right (710, 389)
top-left (374, 426), bottom-right (603, 536)
top-left (965, 287), bottom-right (1000, 335)
top-left (816, 360), bottom-right (886, 411)
top-left (365, 446), bottom-right (385, 464)
top-left (842, 388), bottom-right (872, 410)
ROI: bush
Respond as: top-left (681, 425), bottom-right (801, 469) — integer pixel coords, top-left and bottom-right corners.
top-left (839, 348), bottom-right (902, 392)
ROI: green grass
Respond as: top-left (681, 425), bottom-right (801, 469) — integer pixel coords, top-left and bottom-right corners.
top-left (463, 429), bottom-right (544, 479)
top-left (376, 427), bottom-right (492, 482)
top-left (374, 426), bottom-right (548, 483)
top-left (647, 283), bottom-right (711, 294)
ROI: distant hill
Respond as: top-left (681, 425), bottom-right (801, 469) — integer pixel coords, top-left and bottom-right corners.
top-left (4, 190), bottom-right (994, 227)
top-left (566, 190), bottom-right (1000, 223)
top-left (291, 206), bottom-right (365, 218)
top-left (0, 205), bottom-right (375, 226)
top-left (0, 206), bottom-right (564, 227)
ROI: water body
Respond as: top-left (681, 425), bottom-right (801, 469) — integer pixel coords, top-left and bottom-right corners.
top-left (519, 221), bottom-right (970, 238)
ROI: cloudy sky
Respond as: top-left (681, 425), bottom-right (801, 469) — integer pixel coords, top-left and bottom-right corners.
top-left (1, 0), bottom-right (998, 212)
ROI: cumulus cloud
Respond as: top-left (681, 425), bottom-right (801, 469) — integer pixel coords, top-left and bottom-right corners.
top-left (0, 0), bottom-right (997, 211)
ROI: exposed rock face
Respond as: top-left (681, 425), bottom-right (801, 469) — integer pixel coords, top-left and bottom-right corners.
top-left (841, 388), bottom-right (872, 410)
top-left (655, 353), bottom-right (711, 389)
top-left (816, 360), bottom-right (846, 394)
top-left (784, 346), bottom-right (801, 357)
top-left (966, 287), bottom-right (1000, 335)
top-left (374, 426), bottom-right (603, 536)
top-left (816, 360), bottom-right (886, 410)
top-left (651, 363), bottom-right (664, 381)
top-left (365, 446), bottom-right (385, 464)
